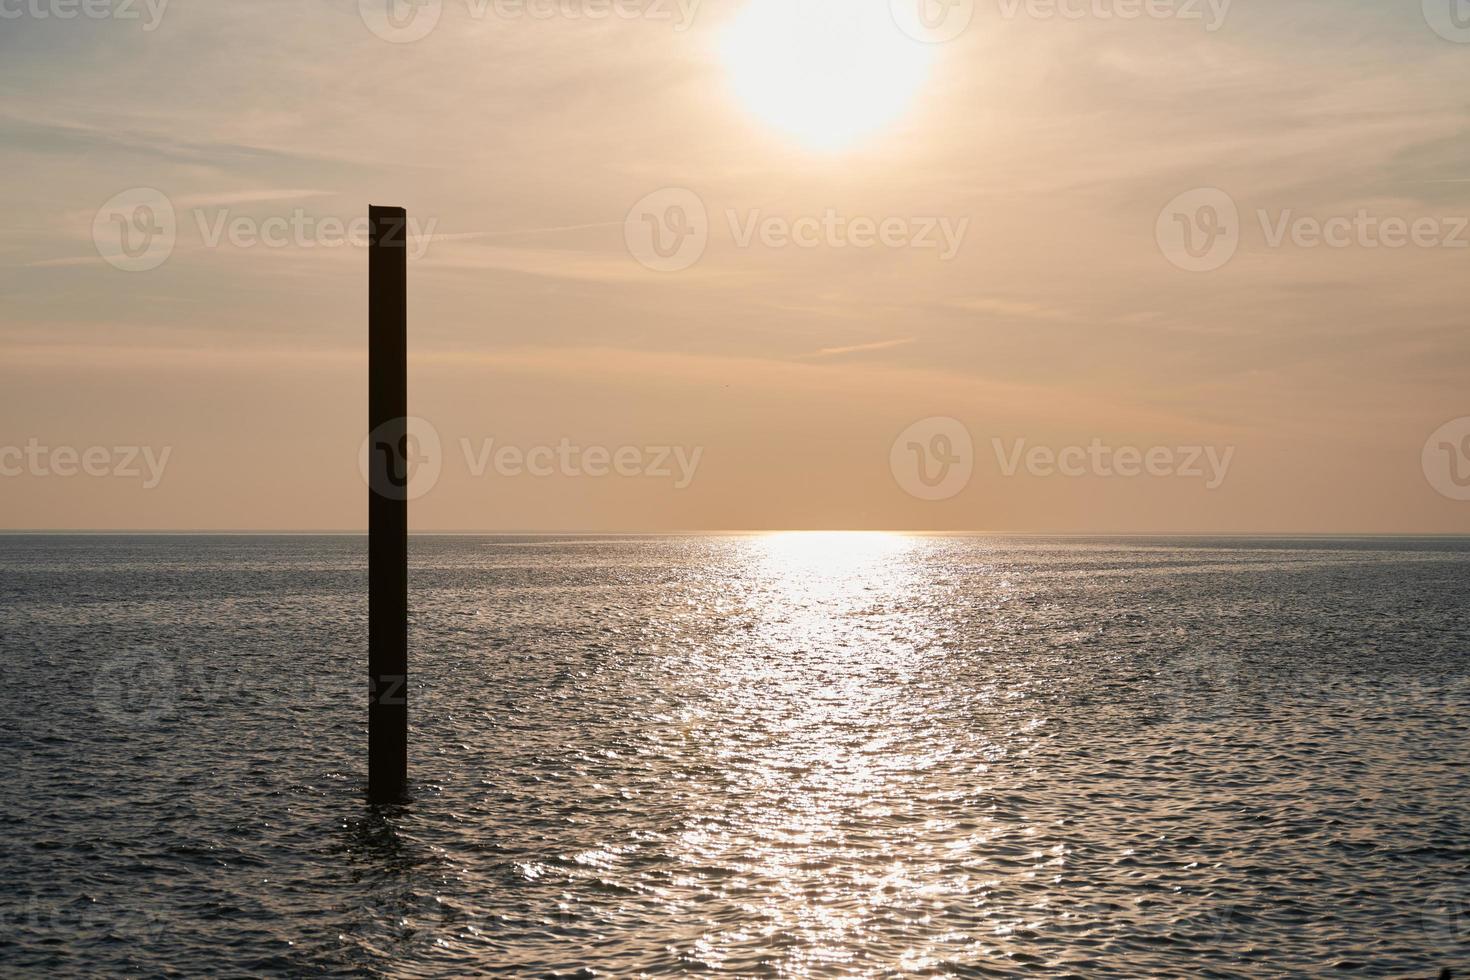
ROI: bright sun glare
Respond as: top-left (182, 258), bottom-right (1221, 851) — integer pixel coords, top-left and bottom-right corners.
top-left (757, 531), bottom-right (912, 575)
top-left (721, 0), bottom-right (935, 152)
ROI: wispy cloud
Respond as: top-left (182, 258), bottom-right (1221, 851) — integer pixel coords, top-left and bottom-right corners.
top-left (805, 337), bottom-right (917, 358)
top-left (170, 189), bottom-right (333, 209)
top-left (428, 222), bottom-right (624, 243)
top-left (951, 298), bottom-right (1072, 320)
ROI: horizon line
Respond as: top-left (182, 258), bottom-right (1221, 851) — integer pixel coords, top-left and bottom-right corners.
top-left (2, 530), bottom-right (1469, 539)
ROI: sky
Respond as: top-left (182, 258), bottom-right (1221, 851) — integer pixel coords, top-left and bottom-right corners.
top-left (2, 0), bottom-right (1469, 532)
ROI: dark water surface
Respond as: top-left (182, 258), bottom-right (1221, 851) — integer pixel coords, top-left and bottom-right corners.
top-left (1, 534), bottom-right (1467, 977)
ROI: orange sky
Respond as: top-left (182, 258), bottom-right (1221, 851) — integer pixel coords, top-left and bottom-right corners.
top-left (2, 0), bottom-right (1468, 532)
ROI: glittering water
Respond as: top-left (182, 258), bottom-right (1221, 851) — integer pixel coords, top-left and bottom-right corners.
top-left (1, 534), bottom-right (1467, 977)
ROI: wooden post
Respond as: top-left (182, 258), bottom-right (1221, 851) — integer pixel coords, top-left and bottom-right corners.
top-left (368, 205), bottom-right (408, 803)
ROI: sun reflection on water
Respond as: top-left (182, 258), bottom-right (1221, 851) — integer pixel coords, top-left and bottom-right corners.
top-left (660, 533), bottom-right (999, 974)
top-left (751, 531), bottom-right (925, 622)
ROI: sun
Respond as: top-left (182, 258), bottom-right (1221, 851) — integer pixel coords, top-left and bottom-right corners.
top-left (720, 0), bottom-right (935, 153)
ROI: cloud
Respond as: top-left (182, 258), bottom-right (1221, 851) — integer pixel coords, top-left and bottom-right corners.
top-left (951, 298), bottom-right (1072, 320)
top-left (805, 337), bottom-right (917, 358)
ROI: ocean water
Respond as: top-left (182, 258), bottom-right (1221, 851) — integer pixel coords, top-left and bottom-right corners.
top-left (0, 533), bottom-right (1467, 978)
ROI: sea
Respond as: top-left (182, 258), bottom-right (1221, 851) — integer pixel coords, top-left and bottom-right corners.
top-left (1, 534), bottom-right (1467, 977)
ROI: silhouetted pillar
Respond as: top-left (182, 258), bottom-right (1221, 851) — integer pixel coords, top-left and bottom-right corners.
top-left (368, 205), bottom-right (408, 802)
